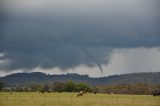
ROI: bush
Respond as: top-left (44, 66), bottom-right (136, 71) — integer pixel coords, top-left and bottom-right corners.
top-left (15, 87), bottom-right (24, 92)
top-left (39, 84), bottom-right (50, 92)
top-left (29, 84), bottom-right (43, 92)
top-left (0, 82), bottom-right (4, 91)
top-left (75, 82), bottom-right (92, 92)
top-left (65, 81), bottom-right (75, 92)
top-left (52, 81), bottom-right (92, 92)
top-left (52, 82), bottom-right (65, 92)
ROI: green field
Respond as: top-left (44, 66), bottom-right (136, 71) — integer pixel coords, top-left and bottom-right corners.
top-left (0, 92), bottom-right (160, 106)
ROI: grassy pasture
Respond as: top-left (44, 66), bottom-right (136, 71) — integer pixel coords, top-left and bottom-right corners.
top-left (0, 92), bottom-right (160, 106)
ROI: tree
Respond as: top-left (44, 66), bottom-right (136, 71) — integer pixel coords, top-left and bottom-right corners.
top-left (44, 84), bottom-right (50, 92)
top-left (40, 84), bottom-right (50, 92)
top-left (75, 82), bottom-right (92, 92)
top-left (15, 87), bottom-right (23, 92)
top-left (52, 82), bottom-right (65, 93)
top-left (0, 82), bottom-right (4, 91)
top-left (65, 81), bottom-right (75, 92)
top-left (30, 84), bottom-right (43, 92)
top-left (23, 87), bottom-right (31, 92)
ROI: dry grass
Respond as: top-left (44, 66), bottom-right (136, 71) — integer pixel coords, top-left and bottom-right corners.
top-left (0, 92), bottom-right (160, 106)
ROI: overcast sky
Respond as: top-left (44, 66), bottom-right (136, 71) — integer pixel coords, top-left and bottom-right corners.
top-left (0, 0), bottom-right (160, 77)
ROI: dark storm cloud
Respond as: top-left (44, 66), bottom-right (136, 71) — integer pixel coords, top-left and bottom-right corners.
top-left (0, 0), bottom-right (160, 72)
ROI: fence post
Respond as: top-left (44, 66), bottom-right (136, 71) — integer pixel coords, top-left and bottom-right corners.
top-left (132, 96), bottom-right (134, 105)
top-left (32, 95), bottom-right (34, 105)
top-left (19, 96), bottom-right (21, 105)
top-left (58, 95), bottom-right (60, 106)
top-left (7, 96), bottom-right (9, 106)
top-left (101, 96), bottom-right (102, 106)
top-left (70, 95), bottom-right (72, 102)
top-left (116, 97), bottom-right (118, 103)
top-left (44, 94), bottom-right (46, 106)
top-left (86, 95), bottom-right (87, 106)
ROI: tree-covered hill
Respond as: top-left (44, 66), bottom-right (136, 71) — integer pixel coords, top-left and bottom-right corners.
top-left (0, 72), bottom-right (160, 87)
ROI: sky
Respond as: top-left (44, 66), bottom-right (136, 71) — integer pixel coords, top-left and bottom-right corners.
top-left (0, 0), bottom-right (160, 77)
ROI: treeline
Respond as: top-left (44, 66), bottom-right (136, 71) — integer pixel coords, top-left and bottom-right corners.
top-left (3, 81), bottom-right (93, 93)
top-left (1, 80), bottom-right (160, 95)
top-left (96, 83), bottom-right (160, 95)
top-left (0, 81), bottom-right (3, 91)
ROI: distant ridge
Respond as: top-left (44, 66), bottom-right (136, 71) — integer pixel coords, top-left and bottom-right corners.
top-left (0, 72), bottom-right (160, 87)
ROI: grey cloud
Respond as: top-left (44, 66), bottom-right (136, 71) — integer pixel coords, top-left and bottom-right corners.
top-left (0, 0), bottom-right (160, 73)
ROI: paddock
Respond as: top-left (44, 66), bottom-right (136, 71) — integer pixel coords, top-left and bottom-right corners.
top-left (0, 92), bottom-right (160, 106)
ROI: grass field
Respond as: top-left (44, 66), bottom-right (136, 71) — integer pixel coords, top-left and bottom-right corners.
top-left (0, 92), bottom-right (160, 106)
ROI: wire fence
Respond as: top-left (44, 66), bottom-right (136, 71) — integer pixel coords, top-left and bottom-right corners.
top-left (0, 93), bottom-right (160, 106)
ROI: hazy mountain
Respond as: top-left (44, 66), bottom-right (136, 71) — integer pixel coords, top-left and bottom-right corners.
top-left (0, 72), bottom-right (160, 87)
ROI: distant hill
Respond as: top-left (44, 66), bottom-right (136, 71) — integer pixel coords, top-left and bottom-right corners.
top-left (0, 72), bottom-right (160, 87)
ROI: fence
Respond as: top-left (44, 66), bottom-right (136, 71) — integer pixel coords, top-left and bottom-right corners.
top-left (0, 92), bottom-right (160, 106)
